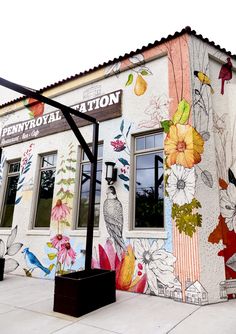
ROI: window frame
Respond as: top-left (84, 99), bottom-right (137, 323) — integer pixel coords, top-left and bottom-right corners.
top-left (0, 159), bottom-right (21, 229)
top-left (74, 142), bottom-right (103, 230)
top-left (130, 129), bottom-right (165, 231)
top-left (32, 151), bottom-right (57, 230)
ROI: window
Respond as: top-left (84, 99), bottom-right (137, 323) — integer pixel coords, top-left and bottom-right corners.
top-left (34, 153), bottom-right (57, 228)
top-left (77, 144), bottom-right (103, 228)
top-left (0, 161), bottom-right (20, 228)
top-left (133, 132), bottom-right (164, 228)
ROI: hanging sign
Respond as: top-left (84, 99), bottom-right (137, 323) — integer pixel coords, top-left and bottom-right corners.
top-left (0, 90), bottom-right (122, 147)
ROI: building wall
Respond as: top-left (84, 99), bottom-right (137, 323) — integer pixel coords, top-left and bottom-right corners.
top-left (0, 33), bottom-right (235, 304)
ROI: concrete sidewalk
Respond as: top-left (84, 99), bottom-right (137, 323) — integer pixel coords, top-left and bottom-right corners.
top-left (0, 274), bottom-right (235, 334)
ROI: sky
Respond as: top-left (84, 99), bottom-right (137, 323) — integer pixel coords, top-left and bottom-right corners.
top-left (0, 0), bottom-right (236, 105)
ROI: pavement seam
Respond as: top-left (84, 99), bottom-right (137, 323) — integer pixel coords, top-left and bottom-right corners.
top-left (50, 321), bottom-right (122, 334)
top-left (166, 306), bottom-right (201, 333)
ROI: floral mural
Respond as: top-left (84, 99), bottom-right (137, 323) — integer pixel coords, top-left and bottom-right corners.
top-left (15, 143), bottom-right (34, 204)
top-left (0, 225), bottom-right (23, 274)
top-left (162, 99), bottom-right (204, 237)
top-left (24, 98), bottom-right (45, 118)
top-left (111, 119), bottom-right (132, 191)
top-left (46, 142), bottom-right (77, 276)
top-left (0, 151), bottom-right (6, 187)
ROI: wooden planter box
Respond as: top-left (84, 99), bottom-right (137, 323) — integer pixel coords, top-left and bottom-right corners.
top-left (53, 269), bottom-right (116, 317)
top-left (0, 258), bottom-right (5, 281)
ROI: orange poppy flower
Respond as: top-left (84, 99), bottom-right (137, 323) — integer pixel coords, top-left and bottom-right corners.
top-left (165, 124), bottom-right (204, 168)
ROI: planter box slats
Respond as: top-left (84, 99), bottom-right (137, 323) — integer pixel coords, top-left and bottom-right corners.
top-left (53, 269), bottom-right (116, 317)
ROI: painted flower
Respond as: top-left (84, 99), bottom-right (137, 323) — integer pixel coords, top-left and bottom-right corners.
top-left (134, 239), bottom-right (176, 295)
top-left (165, 124), bottom-right (204, 168)
top-left (220, 183), bottom-right (236, 232)
top-left (166, 165), bottom-right (195, 206)
top-left (51, 199), bottom-right (70, 221)
top-left (51, 234), bottom-right (69, 250)
top-left (58, 242), bottom-right (76, 266)
top-left (92, 240), bottom-right (147, 293)
top-left (111, 140), bottom-right (126, 152)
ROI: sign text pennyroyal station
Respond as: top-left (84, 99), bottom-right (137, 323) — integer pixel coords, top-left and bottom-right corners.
top-left (0, 90), bottom-right (122, 147)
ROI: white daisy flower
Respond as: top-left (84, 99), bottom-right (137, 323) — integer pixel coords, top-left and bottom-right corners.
top-left (220, 183), bottom-right (236, 232)
top-left (134, 239), bottom-right (176, 295)
top-left (166, 164), bottom-right (195, 206)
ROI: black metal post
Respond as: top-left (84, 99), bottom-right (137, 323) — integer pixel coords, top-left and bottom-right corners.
top-left (85, 122), bottom-right (99, 270)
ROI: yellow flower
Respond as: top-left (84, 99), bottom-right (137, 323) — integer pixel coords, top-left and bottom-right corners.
top-left (165, 124), bottom-right (204, 168)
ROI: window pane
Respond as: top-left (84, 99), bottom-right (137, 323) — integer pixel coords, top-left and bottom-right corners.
top-left (78, 160), bottom-right (102, 228)
top-left (136, 137), bottom-right (145, 151)
top-left (145, 135), bottom-right (155, 149)
top-left (34, 169), bottom-right (55, 228)
top-left (155, 133), bottom-right (163, 148)
top-left (9, 162), bottom-right (20, 174)
top-left (42, 154), bottom-right (57, 168)
top-left (83, 144), bottom-right (103, 161)
top-left (135, 152), bottom-right (164, 228)
top-left (0, 174), bottom-right (19, 228)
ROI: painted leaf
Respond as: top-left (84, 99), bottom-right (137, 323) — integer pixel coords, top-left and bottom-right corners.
top-left (118, 158), bottom-right (130, 166)
top-left (18, 177), bottom-right (25, 185)
top-left (200, 131), bottom-right (210, 141)
top-left (48, 253), bottom-right (57, 260)
top-left (47, 242), bottom-right (53, 248)
top-left (140, 69), bottom-right (149, 76)
top-left (98, 244), bottom-right (111, 270)
top-left (15, 196), bottom-right (22, 204)
top-left (119, 174), bottom-right (129, 182)
top-left (172, 99), bottom-right (190, 125)
top-left (228, 168), bottom-right (236, 186)
top-left (124, 184), bottom-right (129, 191)
top-left (6, 243), bottom-right (23, 256)
top-left (48, 264), bottom-right (55, 271)
top-left (219, 178), bottom-right (228, 190)
top-left (125, 74), bottom-right (133, 86)
top-left (116, 245), bottom-right (135, 290)
top-left (114, 134), bottom-right (122, 139)
top-left (129, 273), bottom-right (147, 293)
top-left (6, 225), bottom-right (17, 248)
top-left (4, 258), bottom-right (19, 273)
top-left (23, 167), bottom-right (31, 174)
top-left (129, 54), bottom-right (144, 64)
top-left (120, 119), bottom-right (124, 133)
top-left (17, 184), bottom-right (23, 192)
top-left (201, 170), bottom-right (213, 188)
top-left (126, 124), bottom-right (132, 137)
top-left (208, 215), bottom-right (225, 244)
top-left (0, 240), bottom-right (5, 258)
top-left (161, 120), bottom-right (172, 133)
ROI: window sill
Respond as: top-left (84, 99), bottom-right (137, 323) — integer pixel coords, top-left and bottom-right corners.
top-left (26, 229), bottom-right (50, 236)
top-left (125, 230), bottom-right (168, 239)
top-left (0, 229), bottom-right (12, 236)
top-left (69, 229), bottom-right (100, 237)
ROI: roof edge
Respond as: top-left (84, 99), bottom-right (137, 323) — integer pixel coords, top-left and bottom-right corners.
top-left (0, 26), bottom-right (234, 109)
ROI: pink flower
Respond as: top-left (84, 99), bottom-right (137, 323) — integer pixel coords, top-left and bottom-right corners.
top-left (51, 199), bottom-right (70, 221)
top-left (58, 242), bottom-right (76, 266)
top-left (51, 234), bottom-right (69, 250)
top-left (111, 140), bottom-right (126, 152)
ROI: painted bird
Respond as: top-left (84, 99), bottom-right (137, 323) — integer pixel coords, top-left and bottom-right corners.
top-left (103, 186), bottom-right (126, 258)
top-left (218, 57), bottom-right (232, 95)
top-left (194, 71), bottom-right (214, 94)
top-left (22, 247), bottom-right (50, 275)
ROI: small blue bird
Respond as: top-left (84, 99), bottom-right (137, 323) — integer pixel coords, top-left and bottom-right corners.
top-left (22, 247), bottom-right (50, 276)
